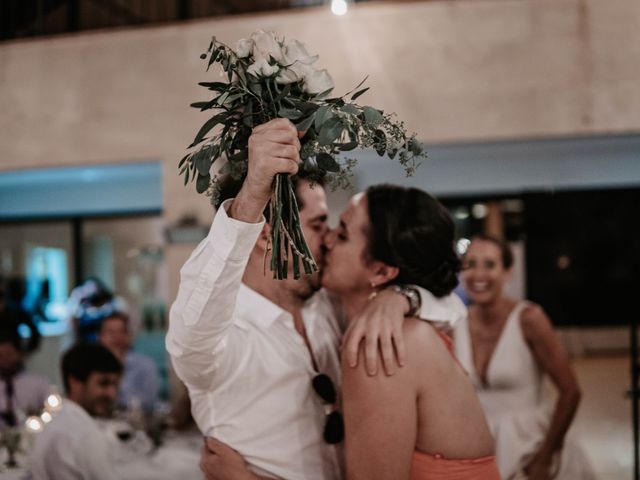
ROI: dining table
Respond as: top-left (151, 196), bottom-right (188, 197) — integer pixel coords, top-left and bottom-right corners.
top-left (0, 424), bottom-right (204, 479)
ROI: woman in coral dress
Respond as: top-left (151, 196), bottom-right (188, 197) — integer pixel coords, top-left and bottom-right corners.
top-left (322, 186), bottom-right (500, 479)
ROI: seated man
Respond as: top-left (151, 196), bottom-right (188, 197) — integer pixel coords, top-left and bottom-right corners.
top-left (30, 343), bottom-right (122, 480)
top-left (0, 325), bottom-right (50, 427)
top-left (97, 312), bottom-right (160, 412)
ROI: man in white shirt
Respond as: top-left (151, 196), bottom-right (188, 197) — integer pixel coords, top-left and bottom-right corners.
top-left (30, 343), bottom-right (123, 480)
top-left (0, 326), bottom-right (50, 427)
top-left (167, 119), bottom-right (465, 480)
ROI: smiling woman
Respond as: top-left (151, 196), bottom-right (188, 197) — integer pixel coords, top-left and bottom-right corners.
top-left (454, 235), bottom-right (597, 480)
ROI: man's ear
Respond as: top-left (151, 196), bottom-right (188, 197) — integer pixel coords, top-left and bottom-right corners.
top-left (67, 376), bottom-right (84, 399)
top-left (254, 223), bottom-right (271, 253)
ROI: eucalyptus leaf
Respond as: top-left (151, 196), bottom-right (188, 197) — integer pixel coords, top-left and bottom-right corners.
top-left (341, 104), bottom-right (360, 116)
top-left (297, 102), bottom-right (320, 115)
top-left (345, 75), bottom-right (369, 97)
top-left (316, 153), bottom-right (340, 172)
top-left (337, 141), bottom-right (358, 151)
top-left (296, 112), bottom-right (316, 133)
top-left (196, 174), bottom-right (211, 194)
top-left (190, 112), bottom-right (229, 148)
top-left (363, 106), bottom-right (384, 127)
top-left (409, 138), bottom-right (423, 155)
top-left (350, 87), bottom-right (370, 101)
top-left (374, 129), bottom-right (386, 156)
top-left (190, 101), bottom-right (213, 110)
top-left (194, 149), bottom-right (213, 176)
top-left (207, 48), bottom-right (221, 71)
top-left (318, 119), bottom-right (343, 146)
top-left (178, 154), bottom-right (190, 169)
top-left (198, 81), bottom-right (228, 91)
top-left (314, 106), bottom-right (332, 131)
top-left (278, 108), bottom-right (304, 120)
top-left (248, 81), bottom-right (262, 96)
top-left (274, 84), bottom-right (292, 103)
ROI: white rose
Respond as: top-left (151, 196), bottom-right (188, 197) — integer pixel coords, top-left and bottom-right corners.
top-left (275, 39), bottom-right (320, 84)
top-left (282, 39), bottom-right (318, 67)
top-left (304, 69), bottom-right (334, 95)
top-left (247, 57), bottom-right (279, 78)
top-left (250, 30), bottom-right (284, 64)
top-left (235, 38), bottom-right (253, 58)
top-left (276, 61), bottom-right (312, 85)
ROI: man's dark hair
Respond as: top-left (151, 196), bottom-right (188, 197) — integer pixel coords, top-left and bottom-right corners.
top-left (61, 343), bottom-right (122, 393)
top-left (216, 170), bottom-right (325, 218)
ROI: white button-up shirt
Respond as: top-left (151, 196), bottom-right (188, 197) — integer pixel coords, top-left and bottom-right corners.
top-left (166, 200), bottom-right (466, 480)
top-left (29, 400), bottom-right (118, 480)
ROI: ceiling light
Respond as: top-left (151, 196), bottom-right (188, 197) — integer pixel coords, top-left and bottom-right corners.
top-left (331, 0), bottom-right (348, 16)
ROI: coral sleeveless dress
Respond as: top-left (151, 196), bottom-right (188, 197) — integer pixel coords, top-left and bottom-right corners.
top-left (453, 302), bottom-right (596, 479)
top-left (409, 329), bottom-right (501, 480)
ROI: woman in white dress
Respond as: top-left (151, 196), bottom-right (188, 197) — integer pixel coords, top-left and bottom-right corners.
top-left (453, 234), bottom-right (596, 480)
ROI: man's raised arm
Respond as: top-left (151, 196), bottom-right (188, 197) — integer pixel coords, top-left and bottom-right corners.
top-left (166, 119), bottom-right (301, 392)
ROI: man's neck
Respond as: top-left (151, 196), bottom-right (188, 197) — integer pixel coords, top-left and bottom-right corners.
top-left (243, 254), bottom-right (307, 334)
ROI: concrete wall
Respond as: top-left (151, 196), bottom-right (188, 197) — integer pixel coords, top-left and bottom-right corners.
top-left (1, 0), bottom-right (639, 306)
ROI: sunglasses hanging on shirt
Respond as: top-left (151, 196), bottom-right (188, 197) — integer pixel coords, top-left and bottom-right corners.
top-left (312, 373), bottom-right (344, 444)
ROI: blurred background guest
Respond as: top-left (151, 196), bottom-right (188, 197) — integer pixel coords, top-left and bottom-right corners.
top-left (97, 312), bottom-right (160, 412)
top-left (0, 278), bottom-right (41, 353)
top-left (30, 343), bottom-right (122, 480)
top-left (70, 277), bottom-right (128, 343)
top-left (454, 235), bottom-right (596, 480)
top-left (0, 321), bottom-right (50, 427)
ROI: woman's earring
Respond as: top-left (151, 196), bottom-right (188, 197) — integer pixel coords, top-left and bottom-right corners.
top-left (368, 282), bottom-right (378, 300)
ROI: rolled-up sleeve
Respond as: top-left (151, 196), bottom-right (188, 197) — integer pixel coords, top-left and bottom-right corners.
top-left (166, 199), bottom-right (264, 392)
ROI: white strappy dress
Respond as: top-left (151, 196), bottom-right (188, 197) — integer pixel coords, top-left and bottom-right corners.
top-left (453, 301), bottom-right (596, 480)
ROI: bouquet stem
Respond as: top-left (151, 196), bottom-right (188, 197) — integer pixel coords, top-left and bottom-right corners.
top-left (269, 173), bottom-right (318, 279)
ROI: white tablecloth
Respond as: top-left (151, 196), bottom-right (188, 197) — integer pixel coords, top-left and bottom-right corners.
top-left (114, 429), bottom-right (202, 480)
top-left (0, 428), bottom-right (202, 480)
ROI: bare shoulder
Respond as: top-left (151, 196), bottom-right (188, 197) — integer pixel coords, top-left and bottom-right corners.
top-left (520, 302), bottom-right (554, 340)
top-left (402, 318), bottom-right (452, 367)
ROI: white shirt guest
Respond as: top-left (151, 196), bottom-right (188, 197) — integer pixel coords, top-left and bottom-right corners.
top-left (0, 329), bottom-right (50, 427)
top-left (29, 343), bottom-right (122, 480)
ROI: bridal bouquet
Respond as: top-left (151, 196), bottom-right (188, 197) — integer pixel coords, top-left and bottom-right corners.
top-left (180, 31), bottom-right (425, 279)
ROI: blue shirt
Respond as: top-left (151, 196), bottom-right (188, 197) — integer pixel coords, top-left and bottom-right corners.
top-left (118, 352), bottom-right (160, 412)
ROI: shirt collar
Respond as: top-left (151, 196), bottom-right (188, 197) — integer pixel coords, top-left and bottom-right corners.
top-left (236, 283), bottom-right (292, 328)
top-left (421, 291), bottom-right (467, 332)
top-left (62, 398), bottom-right (94, 422)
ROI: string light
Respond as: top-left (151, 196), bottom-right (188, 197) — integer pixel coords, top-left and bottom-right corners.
top-left (45, 393), bottom-right (63, 412)
top-left (25, 416), bottom-right (44, 432)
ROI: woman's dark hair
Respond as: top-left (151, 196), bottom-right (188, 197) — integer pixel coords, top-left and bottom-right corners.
top-left (365, 184), bottom-right (460, 297)
top-left (61, 343), bottom-right (123, 393)
top-left (469, 233), bottom-right (514, 269)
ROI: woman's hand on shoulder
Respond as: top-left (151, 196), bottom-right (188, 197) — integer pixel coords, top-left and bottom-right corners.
top-left (341, 289), bottom-right (410, 377)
